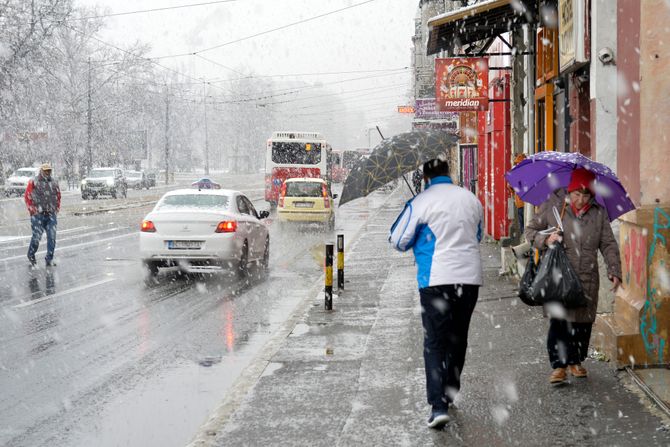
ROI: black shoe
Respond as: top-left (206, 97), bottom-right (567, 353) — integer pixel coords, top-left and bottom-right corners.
top-left (45, 261), bottom-right (57, 267)
top-left (427, 408), bottom-right (450, 429)
top-left (28, 257), bottom-right (36, 267)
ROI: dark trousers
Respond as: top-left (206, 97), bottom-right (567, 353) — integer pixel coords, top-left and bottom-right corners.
top-left (517, 207), bottom-right (525, 233)
top-left (419, 284), bottom-right (479, 410)
top-left (547, 318), bottom-right (593, 368)
top-left (28, 213), bottom-right (57, 262)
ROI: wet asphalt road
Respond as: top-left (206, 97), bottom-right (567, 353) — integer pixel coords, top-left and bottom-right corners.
top-left (0, 174), bottom-right (385, 447)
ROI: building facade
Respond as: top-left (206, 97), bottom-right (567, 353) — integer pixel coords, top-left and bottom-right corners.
top-left (421, 0), bottom-right (670, 367)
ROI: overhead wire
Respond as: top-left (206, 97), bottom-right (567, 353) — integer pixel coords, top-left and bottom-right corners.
top-left (28, 0), bottom-right (406, 148)
top-left (68, 0), bottom-right (239, 20)
top-left (149, 0), bottom-right (379, 59)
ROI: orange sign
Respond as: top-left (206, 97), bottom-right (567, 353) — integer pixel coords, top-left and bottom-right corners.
top-left (397, 106), bottom-right (415, 113)
top-left (435, 58), bottom-right (489, 111)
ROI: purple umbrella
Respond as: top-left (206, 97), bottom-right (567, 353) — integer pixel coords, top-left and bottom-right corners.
top-left (505, 151), bottom-right (635, 221)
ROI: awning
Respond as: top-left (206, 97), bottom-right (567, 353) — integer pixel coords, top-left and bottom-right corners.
top-left (426, 0), bottom-right (538, 55)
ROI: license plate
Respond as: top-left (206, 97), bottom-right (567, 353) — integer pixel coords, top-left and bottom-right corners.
top-left (167, 240), bottom-right (202, 249)
top-left (294, 202), bottom-right (314, 208)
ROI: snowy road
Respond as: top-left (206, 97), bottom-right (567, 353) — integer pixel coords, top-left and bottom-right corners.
top-left (0, 175), bottom-right (393, 447)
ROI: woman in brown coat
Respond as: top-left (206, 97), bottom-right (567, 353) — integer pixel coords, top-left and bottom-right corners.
top-left (524, 168), bottom-right (622, 385)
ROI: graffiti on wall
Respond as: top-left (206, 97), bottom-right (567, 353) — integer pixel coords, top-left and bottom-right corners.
top-left (623, 225), bottom-right (647, 290)
top-left (640, 207), bottom-right (670, 363)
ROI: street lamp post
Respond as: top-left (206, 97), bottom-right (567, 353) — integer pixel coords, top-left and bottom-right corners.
top-left (203, 83), bottom-right (210, 175)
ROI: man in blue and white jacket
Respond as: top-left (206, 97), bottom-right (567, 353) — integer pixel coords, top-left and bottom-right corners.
top-left (389, 157), bottom-right (483, 429)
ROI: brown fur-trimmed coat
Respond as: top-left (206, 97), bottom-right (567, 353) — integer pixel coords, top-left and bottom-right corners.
top-left (524, 189), bottom-right (622, 323)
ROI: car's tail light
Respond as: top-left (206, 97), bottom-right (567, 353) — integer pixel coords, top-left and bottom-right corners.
top-left (322, 184), bottom-right (330, 209)
top-left (141, 220), bottom-right (156, 232)
top-left (279, 182), bottom-right (287, 207)
top-left (215, 220), bottom-right (237, 233)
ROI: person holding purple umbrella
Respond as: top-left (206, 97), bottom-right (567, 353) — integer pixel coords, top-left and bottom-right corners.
top-left (524, 168), bottom-right (622, 386)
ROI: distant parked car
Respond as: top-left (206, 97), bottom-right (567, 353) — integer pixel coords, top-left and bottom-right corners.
top-left (81, 167), bottom-right (127, 199)
top-left (4, 167), bottom-right (40, 196)
top-left (126, 170), bottom-right (149, 190)
top-left (191, 177), bottom-right (221, 189)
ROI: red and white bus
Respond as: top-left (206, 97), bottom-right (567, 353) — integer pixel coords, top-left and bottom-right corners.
top-left (264, 131), bottom-right (332, 206)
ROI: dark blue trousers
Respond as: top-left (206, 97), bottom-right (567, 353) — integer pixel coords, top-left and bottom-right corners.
top-left (420, 284), bottom-right (479, 410)
top-left (28, 213), bottom-right (57, 263)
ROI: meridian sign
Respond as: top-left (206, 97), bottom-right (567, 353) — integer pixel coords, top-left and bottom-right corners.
top-left (435, 57), bottom-right (489, 112)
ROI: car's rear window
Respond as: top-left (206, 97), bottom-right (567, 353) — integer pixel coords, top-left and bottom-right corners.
top-left (285, 182), bottom-right (323, 197)
top-left (157, 194), bottom-right (230, 210)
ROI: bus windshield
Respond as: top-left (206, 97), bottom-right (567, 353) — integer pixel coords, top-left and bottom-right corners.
top-left (272, 142), bottom-right (322, 165)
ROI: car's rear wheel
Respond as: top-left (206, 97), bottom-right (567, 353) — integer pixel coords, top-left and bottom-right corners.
top-left (238, 242), bottom-right (249, 280)
top-left (143, 261), bottom-right (160, 285)
top-left (261, 238), bottom-right (270, 270)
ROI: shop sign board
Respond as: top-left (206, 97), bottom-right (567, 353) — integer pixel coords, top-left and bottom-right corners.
top-left (435, 57), bottom-right (489, 112)
top-left (559, 0), bottom-right (588, 72)
top-left (414, 98), bottom-right (459, 121)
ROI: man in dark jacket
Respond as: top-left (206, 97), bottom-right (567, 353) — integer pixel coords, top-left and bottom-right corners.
top-left (25, 163), bottom-right (61, 267)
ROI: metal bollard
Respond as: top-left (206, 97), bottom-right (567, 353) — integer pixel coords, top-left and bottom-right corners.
top-left (325, 244), bottom-right (333, 310)
top-left (337, 234), bottom-right (344, 290)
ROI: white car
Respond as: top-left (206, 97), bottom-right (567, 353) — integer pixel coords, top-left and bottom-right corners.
top-left (140, 189), bottom-right (270, 278)
top-left (4, 167), bottom-right (39, 196)
top-left (125, 170), bottom-right (148, 189)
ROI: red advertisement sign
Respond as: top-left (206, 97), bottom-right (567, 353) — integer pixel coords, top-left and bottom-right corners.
top-left (435, 58), bottom-right (489, 111)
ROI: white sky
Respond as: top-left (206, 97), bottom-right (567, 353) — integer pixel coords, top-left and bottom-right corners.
top-left (75, 0), bottom-right (419, 147)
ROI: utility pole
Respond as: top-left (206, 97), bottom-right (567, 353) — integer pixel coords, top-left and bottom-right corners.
top-left (164, 86), bottom-right (170, 185)
top-left (203, 83), bottom-right (210, 175)
top-left (86, 56), bottom-right (92, 174)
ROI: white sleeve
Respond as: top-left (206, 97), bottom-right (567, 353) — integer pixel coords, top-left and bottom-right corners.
top-left (389, 200), bottom-right (421, 252)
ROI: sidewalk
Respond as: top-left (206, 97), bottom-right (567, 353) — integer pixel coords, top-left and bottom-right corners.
top-left (191, 193), bottom-right (670, 446)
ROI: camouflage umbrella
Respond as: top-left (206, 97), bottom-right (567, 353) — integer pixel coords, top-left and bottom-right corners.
top-left (338, 130), bottom-right (458, 207)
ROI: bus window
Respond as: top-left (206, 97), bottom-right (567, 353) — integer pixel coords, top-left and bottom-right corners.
top-left (272, 142), bottom-right (322, 165)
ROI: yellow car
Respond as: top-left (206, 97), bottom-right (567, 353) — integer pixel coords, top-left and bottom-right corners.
top-left (277, 178), bottom-right (336, 230)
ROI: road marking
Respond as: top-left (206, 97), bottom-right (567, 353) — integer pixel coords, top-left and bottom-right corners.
top-left (12, 277), bottom-right (116, 309)
top-left (1, 232), bottom-right (136, 262)
top-left (0, 226), bottom-right (94, 244)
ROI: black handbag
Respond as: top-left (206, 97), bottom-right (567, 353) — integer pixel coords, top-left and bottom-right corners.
top-left (529, 243), bottom-right (588, 308)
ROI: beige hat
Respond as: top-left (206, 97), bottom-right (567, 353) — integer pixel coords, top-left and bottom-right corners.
top-left (40, 163), bottom-right (52, 171)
